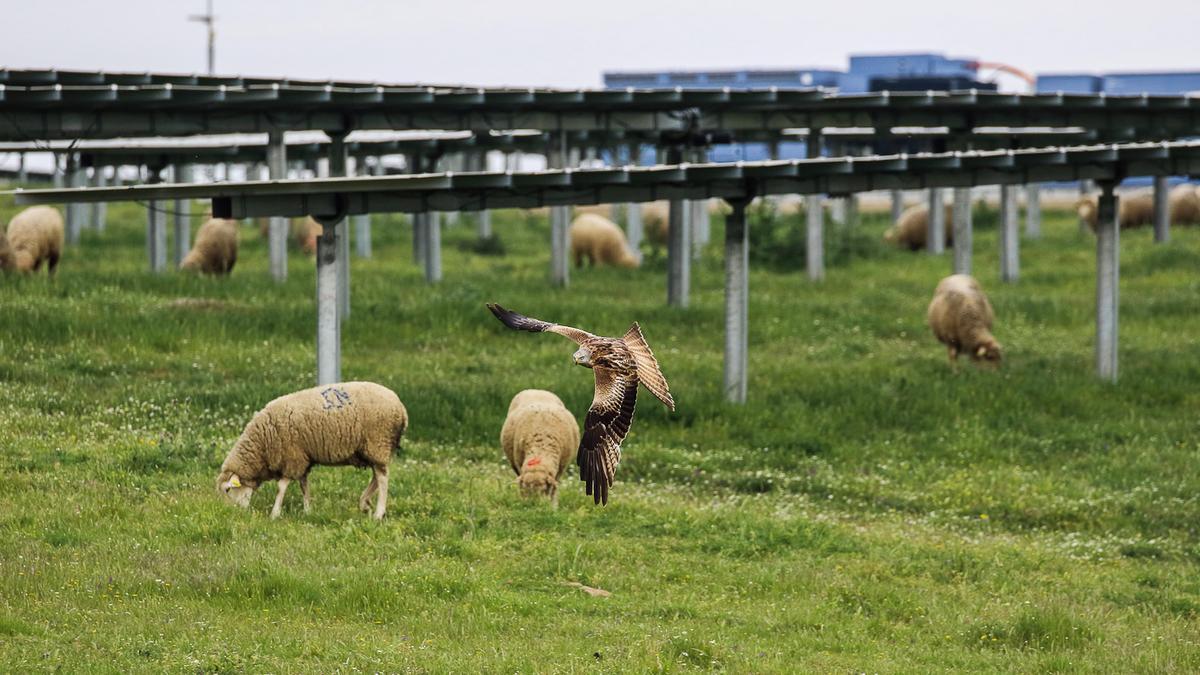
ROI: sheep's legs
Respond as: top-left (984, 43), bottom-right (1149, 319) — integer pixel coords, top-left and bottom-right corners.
top-left (359, 474), bottom-right (378, 513)
top-left (271, 478), bottom-right (291, 519)
top-left (947, 346), bottom-right (960, 373)
top-left (372, 467), bottom-right (388, 520)
top-left (300, 476), bottom-right (311, 514)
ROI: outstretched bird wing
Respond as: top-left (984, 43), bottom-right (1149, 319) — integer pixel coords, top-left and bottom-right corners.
top-left (577, 367), bottom-right (638, 505)
top-left (487, 303), bottom-right (596, 345)
top-left (622, 322), bottom-right (675, 411)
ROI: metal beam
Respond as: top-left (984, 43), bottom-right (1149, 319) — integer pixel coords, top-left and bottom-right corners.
top-left (723, 198), bottom-right (750, 404)
top-left (1096, 184), bottom-right (1119, 382)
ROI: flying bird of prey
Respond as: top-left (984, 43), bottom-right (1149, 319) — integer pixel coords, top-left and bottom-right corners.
top-left (487, 303), bottom-right (675, 505)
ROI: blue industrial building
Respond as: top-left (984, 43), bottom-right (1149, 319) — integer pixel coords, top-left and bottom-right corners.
top-left (605, 54), bottom-right (1200, 163)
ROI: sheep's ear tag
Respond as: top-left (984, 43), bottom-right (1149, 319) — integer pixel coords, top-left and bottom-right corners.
top-left (229, 475), bottom-right (242, 488)
top-left (976, 346), bottom-right (987, 358)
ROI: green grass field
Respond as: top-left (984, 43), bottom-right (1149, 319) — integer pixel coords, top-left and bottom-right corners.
top-left (1, 196), bottom-right (1198, 672)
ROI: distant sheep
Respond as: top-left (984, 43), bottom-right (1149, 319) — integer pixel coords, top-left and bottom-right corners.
top-left (642, 201), bottom-right (670, 256)
top-left (181, 218), bottom-right (239, 275)
top-left (217, 381), bottom-right (408, 520)
top-left (1076, 191), bottom-right (1154, 230)
top-left (500, 389), bottom-right (580, 506)
top-left (1168, 185), bottom-right (1200, 225)
top-left (3, 206), bottom-right (64, 274)
top-left (927, 274), bottom-right (1002, 369)
top-left (257, 217), bottom-right (323, 254)
top-left (883, 204), bottom-right (953, 251)
top-left (570, 213), bottom-right (639, 268)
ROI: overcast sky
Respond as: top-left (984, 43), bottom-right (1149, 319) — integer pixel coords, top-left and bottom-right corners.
top-left (3, 0), bottom-right (1197, 88)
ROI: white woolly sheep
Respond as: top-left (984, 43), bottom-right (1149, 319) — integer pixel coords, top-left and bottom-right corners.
top-left (569, 213), bottom-right (639, 268)
top-left (181, 218), bottom-right (239, 275)
top-left (883, 204), bottom-right (953, 250)
top-left (500, 389), bottom-right (580, 506)
top-left (216, 381), bottom-right (408, 520)
top-left (1076, 191), bottom-right (1154, 230)
top-left (1168, 185), bottom-right (1200, 225)
top-left (642, 201), bottom-right (670, 256)
top-left (927, 274), bottom-right (1002, 369)
top-left (4, 206), bottom-right (64, 274)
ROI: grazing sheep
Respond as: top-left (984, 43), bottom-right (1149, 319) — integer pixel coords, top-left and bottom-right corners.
top-left (1168, 185), bottom-right (1200, 225)
top-left (4, 206), bottom-right (64, 274)
top-left (642, 201), bottom-right (670, 256)
top-left (927, 274), bottom-right (1002, 369)
top-left (0, 230), bottom-right (14, 272)
top-left (569, 213), bottom-right (639, 268)
top-left (216, 381), bottom-right (408, 520)
top-left (257, 217), bottom-right (323, 254)
top-left (1076, 191), bottom-right (1154, 230)
top-left (181, 218), bottom-right (239, 275)
top-left (883, 204), bottom-right (953, 250)
top-left (500, 389), bottom-right (580, 505)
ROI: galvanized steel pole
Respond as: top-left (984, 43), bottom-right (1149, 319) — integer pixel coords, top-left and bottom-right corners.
top-left (926, 187), bottom-right (945, 255)
top-left (951, 187), bottom-right (972, 275)
top-left (1025, 184), bottom-right (1041, 239)
top-left (1095, 184), bottom-right (1119, 382)
top-left (806, 132), bottom-right (825, 282)
top-left (91, 167), bottom-right (108, 232)
top-left (666, 146), bottom-right (690, 306)
top-left (999, 183), bottom-right (1019, 282)
top-left (549, 135), bottom-right (570, 287)
top-left (1152, 175), bottom-right (1170, 243)
top-left (266, 130), bottom-right (288, 282)
top-left (624, 142), bottom-right (643, 263)
top-left (172, 165), bottom-right (193, 268)
top-left (328, 135), bottom-right (351, 318)
top-left (723, 198), bottom-right (750, 404)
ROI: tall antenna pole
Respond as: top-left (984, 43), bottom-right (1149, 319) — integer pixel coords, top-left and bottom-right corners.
top-left (188, 0), bottom-right (216, 75)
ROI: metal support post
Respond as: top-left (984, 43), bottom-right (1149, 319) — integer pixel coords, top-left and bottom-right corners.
top-left (927, 188), bottom-right (945, 254)
top-left (806, 132), bottom-right (825, 281)
top-left (173, 165), bottom-right (193, 268)
top-left (624, 142), bottom-right (643, 263)
top-left (890, 189), bottom-right (904, 224)
top-left (267, 130), bottom-right (288, 282)
top-left (723, 198), bottom-right (750, 404)
top-left (66, 155), bottom-right (85, 245)
top-left (327, 133), bottom-right (350, 319)
top-left (91, 167), bottom-right (108, 232)
top-left (549, 135), bottom-right (570, 287)
top-left (1096, 184), bottom-right (1119, 382)
top-left (1025, 184), bottom-right (1042, 239)
top-left (1153, 175), bottom-right (1170, 243)
top-left (999, 183), bottom-right (1020, 282)
top-left (952, 187), bottom-right (973, 275)
top-left (315, 214), bottom-right (341, 385)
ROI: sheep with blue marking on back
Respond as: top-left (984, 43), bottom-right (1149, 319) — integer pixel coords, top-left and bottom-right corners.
top-left (217, 381), bottom-right (408, 520)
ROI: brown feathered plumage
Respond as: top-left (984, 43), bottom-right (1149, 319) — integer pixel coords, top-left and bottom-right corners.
top-left (487, 303), bottom-right (675, 505)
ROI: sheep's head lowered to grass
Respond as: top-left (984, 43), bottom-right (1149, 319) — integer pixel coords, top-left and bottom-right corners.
top-left (971, 339), bottom-right (1003, 367)
top-left (517, 458), bottom-right (559, 504)
top-left (216, 470), bottom-right (255, 508)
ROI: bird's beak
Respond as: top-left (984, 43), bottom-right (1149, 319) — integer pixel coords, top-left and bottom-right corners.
top-left (572, 348), bottom-right (592, 367)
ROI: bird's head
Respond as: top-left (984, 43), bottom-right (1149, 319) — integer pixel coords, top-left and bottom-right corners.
top-left (572, 347), bottom-right (593, 369)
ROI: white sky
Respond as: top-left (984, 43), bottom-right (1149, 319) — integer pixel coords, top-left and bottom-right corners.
top-left (2, 0), bottom-right (1197, 88)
